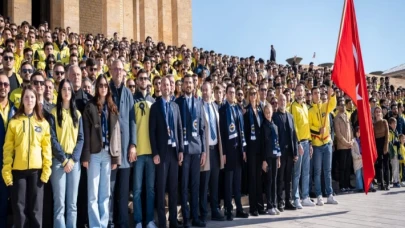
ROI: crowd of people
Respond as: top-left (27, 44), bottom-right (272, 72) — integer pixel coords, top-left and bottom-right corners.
top-left (0, 15), bottom-right (405, 228)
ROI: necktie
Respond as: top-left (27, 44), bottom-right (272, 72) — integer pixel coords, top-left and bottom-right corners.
top-left (206, 103), bottom-right (216, 140)
top-left (187, 97), bottom-right (191, 111)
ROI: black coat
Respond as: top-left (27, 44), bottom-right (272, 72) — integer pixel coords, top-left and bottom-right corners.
top-left (272, 111), bottom-right (299, 157)
top-left (219, 103), bottom-right (246, 171)
top-left (149, 98), bottom-right (184, 161)
top-left (261, 119), bottom-right (280, 160)
top-left (243, 104), bottom-right (263, 156)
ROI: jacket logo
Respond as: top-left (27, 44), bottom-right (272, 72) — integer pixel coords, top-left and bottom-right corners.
top-left (193, 120), bottom-right (198, 130)
top-left (34, 126), bottom-right (42, 133)
top-left (229, 123), bottom-right (235, 132)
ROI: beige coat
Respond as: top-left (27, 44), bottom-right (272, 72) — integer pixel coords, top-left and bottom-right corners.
top-left (351, 139), bottom-right (363, 171)
top-left (334, 112), bottom-right (353, 150)
top-left (200, 102), bottom-right (224, 171)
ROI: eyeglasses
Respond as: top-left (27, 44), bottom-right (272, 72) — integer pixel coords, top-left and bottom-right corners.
top-left (48, 60), bottom-right (56, 64)
top-left (138, 77), bottom-right (149, 81)
top-left (89, 67), bottom-right (97, 72)
top-left (22, 69), bottom-right (33, 74)
top-left (99, 83), bottom-right (109, 88)
top-left (0, 82), bottom-right (10, 88)
top-left (271, 102), bottom-right (278, 105)
top-left (237, 93), bottom-right (244, 97)
top-left (128, 85), bottom-right (136, 89)
top-left (3, 56), bottom-right (14, 61)
top-left (80, 67), bottom-right (86, 71)
top-left (33, 80), bottom-right (45, 86)
top-left (260, 88), bottom-right (267, 92)
top-left (133, 66), bottom-right (141, 70)
top-left (55, 71), bottom-right (65, 75)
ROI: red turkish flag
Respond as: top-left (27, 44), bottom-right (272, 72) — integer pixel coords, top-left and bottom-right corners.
top-left (332, 0), bottom-right (377, 194)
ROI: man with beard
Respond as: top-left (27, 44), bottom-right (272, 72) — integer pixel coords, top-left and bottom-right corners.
top-left (53, 62), bottom-right (65, 92)
top-left (152, 76), bottom-right (162, 99)
top-left (132, 69), bottom-right (157, 228)
top-left (9, 61), bottom-right (33, 108)
top-left (389, 103), bottom-right (405, 135)
top-left (86, 58), bottom-right (98, 85)
top-left (290, 83), bottom-right (314, 208)
top-left (175, 74), bottom-right (206, 227)
top-left (0, 73), bottom-right (17, 227)
top-left (272, 94), bottom-right (298, 211)
top-left (2, 48), bottom-right (22, 92)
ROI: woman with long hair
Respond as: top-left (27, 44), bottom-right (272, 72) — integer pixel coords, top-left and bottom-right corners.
top-left (243, 87), bottom-right (265, 216)
top-left (82, 75), bottom-right (121, 228)
top-left (174, 79), bottom-right (183, 98)
top-left (48, 79), bottom-right (84, 227)
top-left (2, 85), bottom-right (52, 228)
top-left (45, 54), bottom-right (57, 78)
top-left (373, 106), bottom-right (390, 190)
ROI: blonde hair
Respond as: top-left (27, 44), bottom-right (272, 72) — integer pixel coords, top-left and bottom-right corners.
top-left (246, 86), bottom-right (259, 107)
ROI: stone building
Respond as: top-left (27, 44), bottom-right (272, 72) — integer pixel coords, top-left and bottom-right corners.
top-left (0, 0), bottom-right (192, 47)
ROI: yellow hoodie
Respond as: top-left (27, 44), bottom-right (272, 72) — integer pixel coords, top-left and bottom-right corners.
top-left (308, 95), bottom-right (337, 146)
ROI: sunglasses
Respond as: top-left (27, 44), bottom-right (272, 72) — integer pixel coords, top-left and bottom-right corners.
top-left (237, 93), bottom-right (244, 96)
top-left (271, 102), bottom-right (278, 105)
top-left (22, 69), bottom-right (33, 74)
top-left (128, 85), bottom-right (136, 89)
top-left (55, 71), bottom-right (65, 75)
top-left (3, 56), bottom-right (14, 61)
top-left (80, 67), bottom-right (86, 71)
top-left (89, 67), bottom-right (97, 72)
top-left (133, 66), bottom-right (141, 70)
top-left (48, 60), bottom-right (56, 64)
top-left (86, 44), bottom-right (92, 47)
top-left (99, 83), bottom-right (109, 88)
top-left (33, 80), bottom-right (45, 86)
top-left (0, 82), bottom-right (10, 88)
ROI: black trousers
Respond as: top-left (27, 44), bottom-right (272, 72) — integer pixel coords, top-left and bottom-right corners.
top-left (77, 166), bottom-right (88, 227)
top-left (156, 147), bottom-right (179, 228)
top-left (181, 153), bottom-right (201, 224)
top-left (338, 149), bottom-right (353, 189)
top-left (265, 158), bottom-right (278, 210)
top-left (224, 167), bottom-right (242, 213)
top-left (247, 151), bottom-right (264, 212)
top-left (11, 170), bottom-right (44, 228)
top-left (277, 155), bottom-right (294, 202)
top-left (109, 167), bottom-right (131, 228)
top-left (377, 152), bottom-right (390, 188)
top-left (199, 145), bottom-right (220, 220)
top-left (42, 180), bottom-right (53, 228)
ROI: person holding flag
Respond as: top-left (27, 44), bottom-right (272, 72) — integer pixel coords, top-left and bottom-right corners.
top-left (331, 0), bottom-right (377, 193)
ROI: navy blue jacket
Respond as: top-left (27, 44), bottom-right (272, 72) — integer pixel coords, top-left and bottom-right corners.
top-left (175, 96), bottom-right (206, 154)
top-left (272, 111), bottom-right (299, 157)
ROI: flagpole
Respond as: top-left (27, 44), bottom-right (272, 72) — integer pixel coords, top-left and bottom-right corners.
top-left (321, 0), bottom-right (348, 136)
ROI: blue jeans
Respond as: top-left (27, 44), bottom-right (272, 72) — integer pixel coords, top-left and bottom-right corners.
top-left (133, 155), bottom-right (155, 224)
top-left (292, 141), bottom-right (310, 200)
top-left (355, 168), bottom-right (364, 190)
top-left (87, 149), bottom-right (111, 228)
top-left (51, 158), bottom-right (81, 228)
top-left (313, 142), bottom-right (333, 197)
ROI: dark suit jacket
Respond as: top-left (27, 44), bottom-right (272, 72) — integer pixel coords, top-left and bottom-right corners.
top-left (243, 104), bottom-right (263, 155)
top-left (272, 111), bottom-right (299, 157)
top-left (261, 119), bottom-right (279, 160)
top-left (74, 88), bottom-right (93, 114)
top-left (175, 96), bottom-right (206, 154)
top-left (149, 98), bottom-right (184, 161)
top-left (219, 103), bottom-right (246, 171)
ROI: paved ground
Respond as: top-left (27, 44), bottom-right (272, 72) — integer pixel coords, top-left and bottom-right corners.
top-left (205, 188), bottom-right (405, 228)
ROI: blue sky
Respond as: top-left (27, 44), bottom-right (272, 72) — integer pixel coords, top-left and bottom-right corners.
top-left (192, 0), bottom-right (404, 73)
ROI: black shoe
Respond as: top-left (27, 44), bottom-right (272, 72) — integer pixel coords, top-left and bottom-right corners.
top-left (249, 211), bottom-right (259, 216)
top-left (170, 223), bottom-right (182, 228)
top-left (211, 211), bottom-right (225, 221)
top-left (309, 192), bottom-right (317, 198)
top-left (226, 213), bottom-right (233, 221)
top-left (369, 188), bottom-right (376, 192)
top-left (258, 209), bottom-right (267, 215)
top-left (278, 201), bottom-right (285, 212)
top-left (236, 210), bottom-right (249, 218)
top-left (285, 201), bottom-right (297, 210)
top-left (192, 219), bottom-right (206, 227)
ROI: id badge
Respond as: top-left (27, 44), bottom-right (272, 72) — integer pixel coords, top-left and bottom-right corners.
top-left (192, 132), bottom-right (197, 137)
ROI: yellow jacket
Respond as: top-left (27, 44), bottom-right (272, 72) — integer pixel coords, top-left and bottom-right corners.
top-left (291, 101), bottom-right (311, 141)
top-left (2, 114), bottom-right (52, 186)
top-left (308, 95), bottom-right (337, 146)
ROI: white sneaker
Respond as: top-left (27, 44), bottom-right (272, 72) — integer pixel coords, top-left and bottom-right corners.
top-left (302, 197), bottom-right (315, 206)
top-left (400, 182), bottom-right (405, 187)
top-left (326, 195), bottom-right (339, 205)
top-left (136, 222), bottom-right (142, 228)
top-left (316, 196), bottom-right (324, 206)
top-left (274, 208), bottom-right (281, 215)
top-left (294, 199), bottom-right (303, 209)
top-left (268, 208), bottom-right (277, 215)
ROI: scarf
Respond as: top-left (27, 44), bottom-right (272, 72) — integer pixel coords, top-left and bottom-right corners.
top-left (269, 120), bottom-right (281, 156)
top-left (161, 99), bottom-right (175, 147)
top-left (101, 104), bottom-right (109, 150)
top-left (183, 96), bottom-right (197, 146)
top-left (225, 101), bottom-right (246, 147)
top-left (249, 105), bottom-right (262, 141)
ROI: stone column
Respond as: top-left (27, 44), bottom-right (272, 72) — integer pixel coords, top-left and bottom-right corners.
top-left (171, 0), bottom-right (192, 47)
top-left (158, 0), bottom-right (173, 45)
top-left (102, 0), bottom-right (123, 38)
top-left (139, 0), bottom-right (158, 42)
top-left (60, 0), bottom-right (80, 33)
top-left (8, 0), bottom-right (32, 25)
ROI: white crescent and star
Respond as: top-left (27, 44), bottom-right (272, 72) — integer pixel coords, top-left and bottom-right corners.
top-left (353, 43), bottom-right (362, 101)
